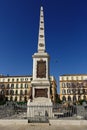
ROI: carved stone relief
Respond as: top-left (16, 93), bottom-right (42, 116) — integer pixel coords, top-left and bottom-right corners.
top-left (37, 60), bottom-right (46, 78)
top-left (35, 88), bottom-right (48, 98)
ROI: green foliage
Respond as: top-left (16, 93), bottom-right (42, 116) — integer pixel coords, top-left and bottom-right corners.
top-left (0, 100), bottom-right (6, 105)
top-left (17, 101), bottom-right (27, 105)
top-left (0, 95), bottom-right (6, 105)
top-left (78, 99), bottom-right (86, 105)
top-left (55, 94), bottom-right (62, 104)
top-left (50, 86), bottom-right (52, 94)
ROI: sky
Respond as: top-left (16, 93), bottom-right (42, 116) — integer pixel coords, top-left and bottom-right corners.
top-left (0, 0), bottom-right (87, 92)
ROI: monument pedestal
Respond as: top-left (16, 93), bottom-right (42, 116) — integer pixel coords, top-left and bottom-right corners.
top-left (27, 98), bottom-right (53, 118)
top-left (27, 81), bottom-right (53, 118)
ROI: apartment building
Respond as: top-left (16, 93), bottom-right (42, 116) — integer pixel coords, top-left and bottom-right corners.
top-left (0, 75), bottom-right (57, 103)
top-left (60, 74), bottom-right (87, 102)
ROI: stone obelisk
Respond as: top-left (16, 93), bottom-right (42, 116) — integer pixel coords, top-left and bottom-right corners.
top-left (27, 6), bottom-right (53, 119)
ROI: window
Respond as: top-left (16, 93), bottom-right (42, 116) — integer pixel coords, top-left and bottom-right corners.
top-left (1, 84), bottom-right (5, 88)
top-left (78, 96), bottom-right (81, 101)
top-left (17, 79), bottom-right (19, 82)
top-left (62, 89), bottom-right (66, 94)
top-left (10, 90), bottom-right (14, 95)
top-left (15, 97), bottom-right (17, 101)
top-left (3, 79), bottom-right (5, 82)
top-left (80, 89), bottom-right (83, 94)
top-left (66, 77), bottom-right (68, 80)
top-left (25, 84), bottom-right (28, 88)
top-left (71, 83), bottom-right (76, 88)
top-left (80, 83), bottom-right (83, 88)
top-left (62, 83), bottom-right (65, 88)
top-left (8, 79), bottom-right (10, 82)
top-left (20, 96), bottom-right (22, 101)
top-left (68, 83), bottom-right (71, 88)
top-left (16, 84), bottom-right (18, 88)
top-left (66, 83), bottom-right (69, 88)
top-left (81, 76), bottom-right (83, 80)
top-left (20, 90), bottom-right (23, 95)
top-left (71, 77), bottom-right (73, 80)
top-left (62, 77), bottom-right (64, 80)
top-left (30, 78), bottom-right (32, 81)
top-left (83, 95), bottom-right (86, 100)
top-left (21, 78), bottom-right (24, 82)
top-left (12, 79), bottom-right (14, 82)
top-left (25, 78), bottom-right (28, 81)
top-left (25, 90), bottom-right (27, 95)
top-left (76, 76), bottom-right (78, 80)
top-left (68, 96), bottom-right (71, 101)
top-left (11, 84), bottom-right (14, 89)
top-left (24, 96), bottom-right (27, 102)
top-left (73, 96), bottom-right (77, 101)
top-left (1, 90), bottom-right (5, 94)
top-left (21, 84), bottom-right (23, 88)
top-left (72, 89), bottom-right (76, 94)
top-left (6, 90), bottom-right (9, 95)
top-left (7, 84), bottom-right (10, 89)
top-left (62, 96), bottom-right (66, 101)
top-left (12, 90), bottom-right (14, 95)
top-left (85, 89), bottom-right (87, 94)
top-left (10, 96), bottom-right (13, 101)
top-left (67, 89), bottom-right (71, 94)
top-left (15, 90), bottom-right (18, 95)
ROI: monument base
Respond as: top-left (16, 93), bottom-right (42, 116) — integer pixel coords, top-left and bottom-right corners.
top-left (27, 98), bottom-right (53, 118)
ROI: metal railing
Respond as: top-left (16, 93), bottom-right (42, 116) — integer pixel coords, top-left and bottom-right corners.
top-left (52, 103), bottom-right (87, 120)
top-left (0, 101), bottom-right (87, 120)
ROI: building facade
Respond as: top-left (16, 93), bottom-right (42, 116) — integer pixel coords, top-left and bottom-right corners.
top-left (0, 75), bottom-right (56, 103)
top-left (60, 74), bottom-right (87, 102)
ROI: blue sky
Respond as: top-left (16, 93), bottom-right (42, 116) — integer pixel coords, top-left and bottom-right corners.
top-left (0, 0), bottom-right (87, 92)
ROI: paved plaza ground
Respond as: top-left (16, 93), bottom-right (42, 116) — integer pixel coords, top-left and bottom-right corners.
top-left (0, 123), bottom-right (87, 130)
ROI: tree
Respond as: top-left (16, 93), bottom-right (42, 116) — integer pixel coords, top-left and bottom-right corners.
top-left (0, 94), bottom-right (6, 105)
top-left (55, 94), bottom-right (62, 104)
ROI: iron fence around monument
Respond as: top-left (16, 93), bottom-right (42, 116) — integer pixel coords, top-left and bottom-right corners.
top-left (27, 104), bottom-right (87, 122)
top-left (52, 104), bottom-right (87, 120)
top-left (0, 101), bottom-right (27, 119)
top-left (53, 104), bottom-right (76, 119)
top-left (0, 101), bottom-right (87, 120)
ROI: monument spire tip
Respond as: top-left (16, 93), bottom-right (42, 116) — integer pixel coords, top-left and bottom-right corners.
top-left (41, 6), bottom-right (43, 11)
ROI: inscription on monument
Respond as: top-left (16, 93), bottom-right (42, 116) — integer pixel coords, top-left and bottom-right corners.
top-left (35, 88), bottom-right (48, 98)
top-left (37, 60), bottom-right (46, 78)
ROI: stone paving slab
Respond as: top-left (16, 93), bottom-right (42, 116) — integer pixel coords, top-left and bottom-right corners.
top-left (0, 124), bottom-right (87, 130)
top-left (49, 119), bottom-right (87, 125)
top-left (0, 120), bottom-right (87, 130)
